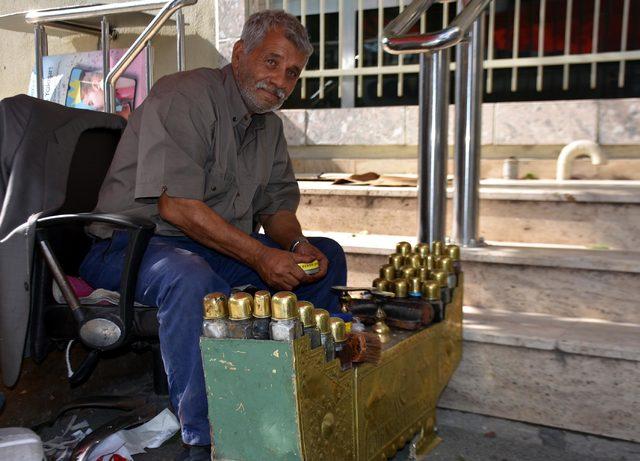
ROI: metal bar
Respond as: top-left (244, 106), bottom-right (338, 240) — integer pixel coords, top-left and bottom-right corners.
top-left (398, 0), bottom-right (405, 97)
top-left (38, 239), bottom-right (81, 311)
top-left (45, 20), bottom-right (103, 36)
top-left (417, 49), bottom-right (449, 244)
top-left (339, 0), bottom-right (343, 99)
top-left (357, 0), bottom-right (363, 98)
top-left (301, 0), bottom-right (307, 98)
top-left (34, 24), bottom-right (44, 99)
top-left (453, 0), bottom-right (469, 244)
top-left (486, 0), bottom-right (495, 93)
top-left (590, 0), bottom-right (600, 89)
top-left (106, 1), bottom-right (195, 112)
top-left (383, 0), bottom-right (491, 54)
top-left (511, 0), bottom-right (520, 91)
top-left (377, 0), bottom-right (384, 97)
top-left (26, 0), bottom-right (193, 23)
top-left (455, 14), bottom-right (484, 247)
top-left (341, 0), bottom-right (356, 107)
top-left (618, 0), bottom-right (630, 87)
top-left (536, 0), bottom-right (546, 91)
top-left (101, 17), bottom-right (111, 113)
top-left (300, 49), bottom-right (640, 78)
top-left (320, 0), bottom-right (326, 98)
top-left (562, 0), bottom-right (573, 90)
top-left (176, 8), bottom-right (185, 71)
top-left (146, 40), bottom-right (154, 91)
top-left (443, 0), bottom-right (449, 27)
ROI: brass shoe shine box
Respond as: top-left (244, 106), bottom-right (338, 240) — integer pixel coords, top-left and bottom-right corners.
top-left (200, 278), bottom-right (463, 460)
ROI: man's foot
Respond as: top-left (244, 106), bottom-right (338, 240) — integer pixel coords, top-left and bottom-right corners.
top-left (175, 444), bottom-right (211, 461)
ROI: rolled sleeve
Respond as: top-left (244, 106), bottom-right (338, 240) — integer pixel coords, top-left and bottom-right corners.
top-left (134, 86), bottom-right (215, 203)
top-left (258, 126), bottom-right (300, 216)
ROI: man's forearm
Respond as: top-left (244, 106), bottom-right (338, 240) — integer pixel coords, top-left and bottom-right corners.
top-left (260, 210), bottom-right (304, 251)
top-left (158, 193), bottom-right (265, 267)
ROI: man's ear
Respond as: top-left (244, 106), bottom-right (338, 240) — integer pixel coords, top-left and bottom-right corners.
top-left (231, 40), bottom-right (244, 70)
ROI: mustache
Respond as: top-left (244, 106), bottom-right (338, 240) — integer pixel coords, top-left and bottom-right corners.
top-left (255, 81), bottom-right (286, 101)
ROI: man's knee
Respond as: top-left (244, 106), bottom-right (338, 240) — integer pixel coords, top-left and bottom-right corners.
top-left (310, 237), bottom-right (346, 264)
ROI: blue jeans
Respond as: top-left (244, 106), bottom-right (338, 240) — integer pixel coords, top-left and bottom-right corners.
top-left (79, 231), bottom-right (347, 446)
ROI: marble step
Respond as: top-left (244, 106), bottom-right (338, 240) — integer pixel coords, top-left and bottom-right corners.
top-left (441, 305), bottom-right (640, 443)
top-left (297, 180), bottom-right (640, 251)
top-left (306, 231), bottom-right (640, 324)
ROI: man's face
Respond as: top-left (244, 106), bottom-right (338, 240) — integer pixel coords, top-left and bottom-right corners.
top-left (232, 27), bottom-right (308, 114)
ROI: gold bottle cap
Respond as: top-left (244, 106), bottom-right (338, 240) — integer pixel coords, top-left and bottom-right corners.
top-left (408, 254), bottom-right (422, 269)
top-left (380, 264), bottom-right (396, 281)
top-left (297, 301), bottom-right (316, 327)
top-left (446, 244), bottom-right (461, 261)
top-left (228, 292), bottom-right (253, 320)
top-left (329, 318), bottom-right (347, 343)
top-left (393, 278), bottom-right (408, 298)
top-left (253, 290), bottom-right (271, 318)
top-left (373, 278), bottom-right (390, 292)
top-left (418, 266), bottom-right (430, 281)
top-left (272, 291), bottom-right (299, 320)
top-left (431, 271), bottom-right (448, 287)
top-left (401, 266), bottom-right (417, 279)
top-left (423, 281), bottom-right (441, 300)
top-left (424, 254), bottom-right (436, 271)
top-left (416, 244), bottom-right (430, 259)
top-left (314, 309), bottom-right (331, 334)
top-left (408, 277), bottom-right (422, 295)
top-left (203, 292), bottom-right (227, 320)
top-left (389, 253), bottom-right (404, 270)
top-left (396, 241), bottom-right (412, 256)
top-left (431, 240), bottom-right (443, 256)
top-left (440, 256), bottom-right (454, 274)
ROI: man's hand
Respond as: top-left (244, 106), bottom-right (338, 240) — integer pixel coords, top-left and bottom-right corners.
top-left (293, 241), bottom-right (329, 283)
top-left (253, 246), bottom-right (315, 291)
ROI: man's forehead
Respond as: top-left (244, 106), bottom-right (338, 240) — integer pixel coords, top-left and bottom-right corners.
top-left (251, 29), bottom-right (308, 63)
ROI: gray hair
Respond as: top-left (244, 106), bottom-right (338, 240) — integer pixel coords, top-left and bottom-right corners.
top-left (241, 10), bottom-right (313, 58)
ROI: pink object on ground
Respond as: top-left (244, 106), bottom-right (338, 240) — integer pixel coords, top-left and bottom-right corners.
top-left (66, 276), bottom-right (94, 298)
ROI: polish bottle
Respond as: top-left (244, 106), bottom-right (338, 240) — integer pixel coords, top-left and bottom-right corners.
top-left (314, 308), bottom-right (335, 362)
top-left (423, 281), bottom-right (444, 322)
top-left (446, 244), bottom-right (462, 274)
top-left (439, 256), bottom-right (458, 290)
top-left (396, 241), bottom-right (412, 256)
top-left (330, 318), bottom-right (352, 370)
top-left (408, 277), bottom-right (422, 298)
top-left (373, 277), bottom-right (391, 293)
top-left (380, 264), bottom-right (396, 282)
top-left (431, 271), bottom-right (451, 305)
top-left (297, 301), bottom-right (322, 349)
top-left (389, 253), bottom-right (404, 271)
top-left (202, 292), bottom-right (228, 339)
top-left (393, 278), bottom-right (408, 299)
top-left (270, 291), bottom-right (302, 341)
top-left (418, 266), bottom-right (430, 282)
top-left (400, 266), bottom-right (417, 279)
top-left (252, 290), bottom-right (271, 340)
top-left (416, 243), bottom-right (430, 259)
top-left (407, 254), bottom-right (422, 269)
top-left (227, 292), bottom-right (253, 339)
top-left (423, 254), bottom-right (436, 272)
top-left (431, 240), bottom-right (444, 257)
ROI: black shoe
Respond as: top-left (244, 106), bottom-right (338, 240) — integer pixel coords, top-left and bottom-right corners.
top-left (175, 444), bottom-right (211, 461)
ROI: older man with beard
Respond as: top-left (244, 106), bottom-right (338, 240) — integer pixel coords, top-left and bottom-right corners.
top-left (79, 10), bottom-right (346, 461)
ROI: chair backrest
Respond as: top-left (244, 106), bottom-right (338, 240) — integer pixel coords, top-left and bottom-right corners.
top-left (57, 128), bottom-right (122, 214)
top-left (52, 127), bottom-right (122, 274)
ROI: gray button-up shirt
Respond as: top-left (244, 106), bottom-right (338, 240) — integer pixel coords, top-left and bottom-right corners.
top-left (90, 65), bottom-right (300, 238)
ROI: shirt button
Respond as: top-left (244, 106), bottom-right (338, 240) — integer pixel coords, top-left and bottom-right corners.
top-left (211, 186), bottom-right (216, 191)
top-left (232, 116), bottom-right (238, 122)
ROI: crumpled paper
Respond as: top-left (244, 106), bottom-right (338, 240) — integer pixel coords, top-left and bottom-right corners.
top-left (89, 408), bottom-right (180, 461)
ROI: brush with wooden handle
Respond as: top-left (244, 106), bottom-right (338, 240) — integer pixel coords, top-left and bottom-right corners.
top-left (347, 331), bottom-right (382, 365)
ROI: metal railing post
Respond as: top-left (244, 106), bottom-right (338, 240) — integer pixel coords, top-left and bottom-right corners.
top-left (101, 16), bottom-right (111, 112)
top-left (418, 49), bottom-right (449, 244)
top-left (34, 24), bottom-right (45, 99)
top-left (454, 14), bottom-right (485, 246)
top-left (176, 8), bottom-right (185, 71)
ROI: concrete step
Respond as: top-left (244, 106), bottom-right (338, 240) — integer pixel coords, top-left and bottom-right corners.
top-left (297, 180), bottom-right (640, 251)
top-left (306, 231), bottom-right (640, 324)
top-left (440, 305), bottom-right (640, 443)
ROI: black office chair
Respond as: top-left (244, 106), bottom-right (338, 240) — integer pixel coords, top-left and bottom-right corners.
top-left (26, 119), bottom-right (168, 457)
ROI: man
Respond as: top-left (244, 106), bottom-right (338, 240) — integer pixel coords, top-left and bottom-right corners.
top-left (79, 10), bottom-right (346, 460)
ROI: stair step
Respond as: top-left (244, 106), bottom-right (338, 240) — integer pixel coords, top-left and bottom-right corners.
top-left (298, 181), bottom-right (640, 250)
top-left (307, 231), bottom-right (640, 323)
top-left (442, 306), bottom-right (640, 443)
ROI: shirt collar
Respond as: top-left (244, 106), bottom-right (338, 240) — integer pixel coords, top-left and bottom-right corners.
top-left (221, 64), bottom-right (251, 127)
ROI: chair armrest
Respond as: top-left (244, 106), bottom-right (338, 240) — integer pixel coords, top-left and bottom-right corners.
top-left (36, 212), bottom-right (156, 348)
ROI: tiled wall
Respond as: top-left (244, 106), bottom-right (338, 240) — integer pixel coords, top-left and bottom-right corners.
top-left (278, 98), bottom-right (640, 147)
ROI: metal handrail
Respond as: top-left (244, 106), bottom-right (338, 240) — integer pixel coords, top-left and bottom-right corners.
top-left (24, 0), bottom-right (179, 23)
top-left (104, 0), bottom-right (196, 112)
top-left (383, 0), bottom-right (492, 54)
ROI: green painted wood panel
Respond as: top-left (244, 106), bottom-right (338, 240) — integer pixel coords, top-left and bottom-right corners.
top-left (201, 338), bottom-right (303, 461)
